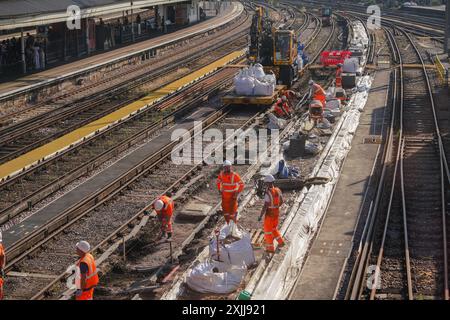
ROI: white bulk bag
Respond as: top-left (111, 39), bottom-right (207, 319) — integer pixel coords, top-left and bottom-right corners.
top-left (253, 78), bottom-right (274, 96)
top-left (343, 58), bottom-right (359, 73)
top-left (234, 75), bottom-right (255, 96)
top-left (262, 73), bottom-right (276, 86)
top-left (326, 99), bottom-right (341, 111)
top-left (252, 63), bottom-right (266, 80)
top-left (209, 224), bottom-right (256, 267)
top-left (186, 260), bottom-right (246, 294)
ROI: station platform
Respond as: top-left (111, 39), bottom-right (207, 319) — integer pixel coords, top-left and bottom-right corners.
top-left (2, 105), bottom-right (218, 249)
top-left (289, 69), bottom-right (390, 299)
top-left (0, 2), bottom-right (242, 99)
top-left (0, 49), bottom-right (245, 182)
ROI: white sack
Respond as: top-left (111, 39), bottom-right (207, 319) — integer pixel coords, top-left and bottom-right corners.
top-left (186, 260), bottom-right (246, 294)
top-left (209, 224), bottom-right (256, 267)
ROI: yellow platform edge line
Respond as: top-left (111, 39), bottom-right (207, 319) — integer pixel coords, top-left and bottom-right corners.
top-left (0, 49), bottom-right (246, 182)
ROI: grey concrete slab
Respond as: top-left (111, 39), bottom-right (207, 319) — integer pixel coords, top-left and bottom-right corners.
top-left (3, 106), bottom-right (216, 248)
top-left (290, 70), bottom-right (391, 300)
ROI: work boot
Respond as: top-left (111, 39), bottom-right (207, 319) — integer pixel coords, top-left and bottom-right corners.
top-left (167, 232), bottom-right (172, 239)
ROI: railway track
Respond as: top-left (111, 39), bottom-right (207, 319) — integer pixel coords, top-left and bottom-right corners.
top-left (345, 25), bottom-right (450, 300)
top-left (3, 75), bottom-right (271, 301)
top-left (0, 62), bottom-right (242, 229)
top-left (0, 12), bottom-right (251, 165)
top-left (1, 2), bottom-right (351, 300)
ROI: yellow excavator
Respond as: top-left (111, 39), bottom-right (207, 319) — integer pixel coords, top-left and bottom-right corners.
top-left (248, 6), bottom-right (299, 87)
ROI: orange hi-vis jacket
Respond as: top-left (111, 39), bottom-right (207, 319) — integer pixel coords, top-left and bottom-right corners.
top-left (155, 195), bottom-right (174, 232)
top-left (311, 83), bottom-right (326, 107)
top-left (77, 253), bottom-right (99, 291)
top-left (0, 243), bottom-right (5, 269)
top-left (266, 186), bottom-right (282, 217)
top-left (216, 171), bottom-right (244, 195)
top-left (263, 186), bottom-right (284, 252)
top-left (217, 171), bottom-right (244, 222)
top-left (273, 99), bottom-right (291, 118)
top-left (335, 67), bottom-right (343, 87)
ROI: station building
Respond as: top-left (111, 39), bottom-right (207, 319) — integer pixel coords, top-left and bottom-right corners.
top-left (0, 0), bottom-right (219, 77)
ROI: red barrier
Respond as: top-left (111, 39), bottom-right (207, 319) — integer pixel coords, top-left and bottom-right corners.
top-left (320, 50), bottom-right (352, 66)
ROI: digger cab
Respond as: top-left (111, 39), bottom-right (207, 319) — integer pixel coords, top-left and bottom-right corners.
top-left (273, 29), bottom-right (297, 66)
top-left (273, 29), bottom-right (298, 87)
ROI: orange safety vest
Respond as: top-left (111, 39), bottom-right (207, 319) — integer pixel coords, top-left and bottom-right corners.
top-left (274, 99), bottom-right (291, 117)
top-left (266, 186), bottom-right (282, 217)
top-left (156, 195), bottom-right (174, 216)
top-left (336, 67), bottom-right (342, 87)
top-left (77, 253), bottom-right (99, 291)
top-left (0, 244), bottom-right (5, 269)
top-left (312, 83), bottom-right (326, 97)
top-left (216, 171), bottom-right (244, 195)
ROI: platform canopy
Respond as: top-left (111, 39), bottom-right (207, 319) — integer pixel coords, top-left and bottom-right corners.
top-left (0, 0), bottom-right (191, 30)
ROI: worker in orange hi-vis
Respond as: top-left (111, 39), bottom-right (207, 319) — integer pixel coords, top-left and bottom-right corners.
top-left (273, 95), bottom-right (292, 118)
top-left (152, 193), bottom-right (174, 239)
top-left (258, 175), bottom-right (285, 254)
top-left (0, 231), bottom-right (5, 300)
top-left (335, 63), bottom-right (343, 88)
top-left (308, 80), bottom-right (326, 109)
top-left (75, 241), bottom-right (99, 301)
top-left (216, 160), bottom-right (244, 224)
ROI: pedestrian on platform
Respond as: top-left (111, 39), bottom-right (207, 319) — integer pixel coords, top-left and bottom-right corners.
top-left (0, 231), bottom-right (5, 300)
top-left (258, 175), bottom-right (285, 254)
top-left (75, 241), bottom-right (99, 301)
top-left (216, 160), bottom-right (244, 224)
top-left (151, 193), bottom-right (174, 239)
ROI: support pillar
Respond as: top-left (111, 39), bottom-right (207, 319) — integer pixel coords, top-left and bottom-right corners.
top-left (21, 28), bottom-right (26, 74)
top-left (446, 0), bottom-right (450, 55)
top-left (164, 5), bottom-right (168, 33)
top-left (86, 18), bottom-right (90, 55)
top-left (131, 1), bottom-right (135, 42)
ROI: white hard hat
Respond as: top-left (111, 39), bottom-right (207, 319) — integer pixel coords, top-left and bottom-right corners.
top-left (281, 95), bottom-right (287, 101)
top-left (76, 240), bottom-right (91, 253)
top-left (223, 160), bottom-right (232, 167)
top-left (264, 174), bottom-right (275, 183)
top-left (308, 80), bottom-right (314, 86)
top-left (0, 230), bottom-right (2, 243)
top-left (154, 199), bottom-right (164, 211)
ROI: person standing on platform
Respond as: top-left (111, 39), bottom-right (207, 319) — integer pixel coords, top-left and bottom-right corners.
top-left (0, 231), bottom-right (5, 300)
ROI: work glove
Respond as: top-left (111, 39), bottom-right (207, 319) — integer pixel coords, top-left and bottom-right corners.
top-left (0, 269), bottom-right (5, 278)
top-left (143, 210), bottom-right (151, 216)
top-left (75, 289), bottom-right (83, 297)
top-left (258, 216), bottom-right (262, 222)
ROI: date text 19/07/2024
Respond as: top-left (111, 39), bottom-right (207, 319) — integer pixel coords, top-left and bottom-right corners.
top-left (182, 304), bottom-right (266, 317)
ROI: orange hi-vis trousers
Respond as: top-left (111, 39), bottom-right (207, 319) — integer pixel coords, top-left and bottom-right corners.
top-left (263, 215), bottom-right (284, 253)
top-left (313, 93), bottom-right (326, 110)
top-left (76, 288), bottom-right (94, 300)
top-left (221, 193), bottom-right (238, 224)
top-left (0, 277), bottom-right (3, 300)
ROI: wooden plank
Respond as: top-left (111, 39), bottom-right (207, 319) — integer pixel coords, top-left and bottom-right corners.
top-left (7, 271), bottom-right (59, 280)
